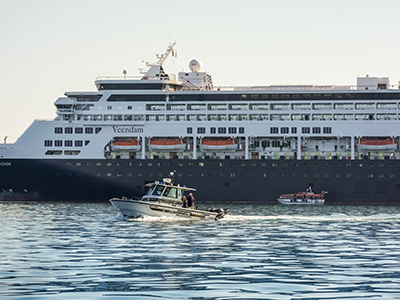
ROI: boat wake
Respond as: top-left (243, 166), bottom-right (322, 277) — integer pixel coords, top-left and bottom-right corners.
top-left (110, 211), bottom-right (400, 223)
top-left (130, 215), bottom-right (194, 222)
top-left (221, 213), bottom-right (400, 222)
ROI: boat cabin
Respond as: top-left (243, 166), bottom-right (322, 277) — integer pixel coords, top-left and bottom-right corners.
top-left (142, 179), bottom-right (196, 206)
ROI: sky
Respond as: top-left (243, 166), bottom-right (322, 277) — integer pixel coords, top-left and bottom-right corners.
top-left (0, 0), bottom-right (399, 142)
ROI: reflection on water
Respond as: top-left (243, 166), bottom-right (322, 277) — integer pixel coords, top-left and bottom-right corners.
top-left (1, 202), bottom-right (400, 299)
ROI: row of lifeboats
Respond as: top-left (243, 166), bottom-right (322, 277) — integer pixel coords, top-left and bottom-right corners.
top-left (110, 137), bottom-right (399, 152)
top-left (111, 138), bottom-right (239, 152)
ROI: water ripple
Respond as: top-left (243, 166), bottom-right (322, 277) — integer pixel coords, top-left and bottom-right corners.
top-left (1, 202), bottom-right (400, 299)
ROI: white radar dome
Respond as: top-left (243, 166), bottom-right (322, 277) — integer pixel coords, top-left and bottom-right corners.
top-left (189, 59), bottom-right (201, 72)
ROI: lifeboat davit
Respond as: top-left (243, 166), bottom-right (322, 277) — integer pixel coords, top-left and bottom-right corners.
top-left (199, 138), bottom-right (239, 152)
top-left (357, 138), bottom-right (398, 151)
top-left (111, 139), bottom-right (141, 151)
top-left (148, 138), bottom-right (186, 152)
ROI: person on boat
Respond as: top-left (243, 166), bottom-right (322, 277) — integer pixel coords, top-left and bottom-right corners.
top-left (181, 194), bottom-right (188, 208)
top-left (187, 193), bottom-right (195, 209)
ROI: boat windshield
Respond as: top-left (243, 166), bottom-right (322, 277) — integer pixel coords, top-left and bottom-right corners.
top-left (152, 185), bottom-right (165, 196)
top-left (163, 187), bottom-right (178, 198)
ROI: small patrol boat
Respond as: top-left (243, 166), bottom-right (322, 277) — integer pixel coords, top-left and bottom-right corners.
top-left (110, 171), bottom-right (228, 220)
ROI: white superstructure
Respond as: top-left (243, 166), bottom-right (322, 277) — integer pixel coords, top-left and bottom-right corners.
top-left (1, 43), bottom-right (400, 163)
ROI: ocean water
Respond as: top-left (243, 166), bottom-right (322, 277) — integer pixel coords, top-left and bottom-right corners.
top-left (1, 202), bottom-right (400, 300)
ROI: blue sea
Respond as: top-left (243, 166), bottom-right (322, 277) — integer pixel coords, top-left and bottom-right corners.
top-left (1, 202), bottom-right (400, 300)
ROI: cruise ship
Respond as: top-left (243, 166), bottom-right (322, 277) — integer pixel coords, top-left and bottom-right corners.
top-left (1, 43), bottom-right (400, 204)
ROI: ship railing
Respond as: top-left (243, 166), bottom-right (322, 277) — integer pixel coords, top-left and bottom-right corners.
top-left (213, 84), bottom-right (400, 92)
top-left (95, 74), bottom-right (178, 82)
top-left (213, 85), bottom-right (358, 91)
top-left (95, 76), bottom-right (142, 80)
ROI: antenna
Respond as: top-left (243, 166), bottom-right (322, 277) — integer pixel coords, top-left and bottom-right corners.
top-left (143, 42), bottom-right (177, 67)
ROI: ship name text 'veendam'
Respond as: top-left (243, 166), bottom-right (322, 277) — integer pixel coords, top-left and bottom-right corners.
top-left (112, 126), bottom-right (144, 134)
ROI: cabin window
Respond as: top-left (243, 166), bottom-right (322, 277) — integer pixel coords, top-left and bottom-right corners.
top-left (312, 114), bottom-right (323, 120)
top-left (163, 187), bottom-right (177, 198)
top-left (281, 127), bottom-right (289, 134)
top-left (323, 127), bottom-right (332, 134)
top-left (44, 140), bottom-right (52, 147)
top-left (208, 104), bottom-right (227, 110)
top-left (45, 150), bottom-right (62, 155)
top-left (250, 104), bottom-right (268, 110)
top-left (377, 103), bottom-right (397, 110)
top-left (334, 103), bottom-right (353, 110)
top-left (270, 114), bottom-right (280, 121)
top-left (134, 115), bottom-right (144, 121)
top-left (228, 127), bottom-right (237, 134)
top-left (292, 103), bottom-right (311, 110)
top-left (157, 115), bottom-right (166, 121)
top-left (197, 127), bottom-right (206, 134)
top-left (230, 104), bottom-right (248, 110)
top-left (55, 127), bottom-right (63, 134)
top-left (65, 151), bottom-right (81, 155)
top-left (188, 104), bottom-right (206, 110)
top-left (197, 115), bottom-right (207, 121)
top-left (312, 127), bottom-right (321, 134)
top-left (187, 115), bottom-right (197, 121)
top-left (167, 104), bottom-right (186, 111)
top-left (355, 103), bottom-right (374, 110)
top-left (271, 104), bottom-right (290, 110)
top-left (313, 103), bottom-right (332, 110)
top-left (153, 185), bottom-right (164, 196)
top-left (218, 127), bottom-right (226, 134)
top-left (302, 127), bottom-right (310, 134)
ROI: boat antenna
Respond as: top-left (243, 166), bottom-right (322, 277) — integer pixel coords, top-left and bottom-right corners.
top-left (169, 170), bottom-right (176, 182)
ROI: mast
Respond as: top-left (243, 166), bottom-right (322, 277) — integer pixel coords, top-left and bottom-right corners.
top-left (155, 42), bottom-right (176, 66)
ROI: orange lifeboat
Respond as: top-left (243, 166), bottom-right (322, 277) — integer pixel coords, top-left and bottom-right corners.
top-left (199, 138), bottom-right (239, 152)
top-left (278, 191), bottom-right (325, 205)
top-left (148, 138), bottom-right (186, 152)
top-left (358, 138), bottom-right (397, 151)
top-left (111, 138), bottom-right (141, 151)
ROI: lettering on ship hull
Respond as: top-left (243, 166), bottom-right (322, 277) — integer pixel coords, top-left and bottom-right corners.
top-left (112, 126), bottom-right (144, 134)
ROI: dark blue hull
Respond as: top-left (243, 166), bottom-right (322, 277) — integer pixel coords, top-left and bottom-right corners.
top-left (1, 158), bottom-right (399, 204)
